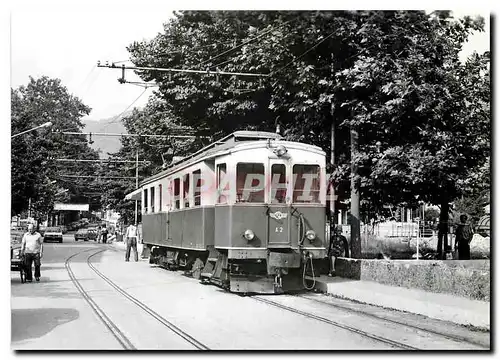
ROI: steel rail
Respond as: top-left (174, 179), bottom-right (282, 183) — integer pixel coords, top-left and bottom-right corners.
top-left (251, 296), bottom-right (418, 350)
top-left (87, 250), bottom-right (209, 350)
top-left (65, 248), bottom-right (136, 350)
top-left (298, 294), bottom-right (489, 349)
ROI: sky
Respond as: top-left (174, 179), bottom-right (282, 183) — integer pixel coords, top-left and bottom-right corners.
top-left (8, 1), bottom-right (493, 123)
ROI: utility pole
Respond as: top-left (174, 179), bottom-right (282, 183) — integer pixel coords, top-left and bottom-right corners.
top-left (350, 125), bottom-right (361, 259)
top-left (330, 111), bottom-right (336, 234)
top-left (330, 54), bottom-right (336, 231)
top-left (135, 148), bottom-right (139, 226)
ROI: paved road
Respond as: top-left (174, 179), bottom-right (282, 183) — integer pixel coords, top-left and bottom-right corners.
top-left (11, 235), bottom-right (490, 350)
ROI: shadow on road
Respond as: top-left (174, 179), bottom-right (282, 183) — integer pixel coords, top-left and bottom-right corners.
top-left (11, 308), bottom-right (79, 342)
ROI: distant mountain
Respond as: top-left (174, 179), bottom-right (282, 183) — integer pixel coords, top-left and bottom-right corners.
top-left (83, 113), bottom-right (130, 158)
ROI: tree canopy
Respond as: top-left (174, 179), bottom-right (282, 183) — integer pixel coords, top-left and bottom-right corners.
top-left (11, 76), bottom-right (100, 219)
top-left (123, 10), bottom-right (489, 220)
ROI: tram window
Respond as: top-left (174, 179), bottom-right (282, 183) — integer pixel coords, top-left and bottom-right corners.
top-left (292, 165), bottom-right (320, 203)
top-left (173, 178), bottom-right (180, 209)
top-left (271, 164), bottom-right (287, 203)
top-left (183, 173), bottom-right (190, 208)
top-left (158, 184), bottom-right (162, 211)
top-left (217, 163), bottom-right (229, 204)
top-left (236, 163), bottom-right (265, 203)
top-left (150, 186), bottom-right (155, 213)
top-left (193, 169), bottom-right (201, 206)
top-left (143, 188), bottom-right (148, 213)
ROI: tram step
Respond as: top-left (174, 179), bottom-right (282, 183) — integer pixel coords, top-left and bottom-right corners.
top-left (200, 272), bottom-right (213, 279)
top-left (207, 258), bottom-right (218, 262)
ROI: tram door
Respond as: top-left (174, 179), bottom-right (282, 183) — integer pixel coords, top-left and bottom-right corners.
top-left (267, 160), bottom-right (291, 248)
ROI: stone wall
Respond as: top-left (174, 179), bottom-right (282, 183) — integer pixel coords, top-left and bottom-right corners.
top-left (335, 258), bottom-right (490, 301)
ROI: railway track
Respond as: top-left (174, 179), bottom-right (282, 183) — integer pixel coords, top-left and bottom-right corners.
top-left (65, 248), bottom-right (136, 350)
top-left (298, 294), bottom-right (489, 349)
top-left (252, 296), bottom-right (418, 350)
top-left (65, 247), bottom-right (209, 350)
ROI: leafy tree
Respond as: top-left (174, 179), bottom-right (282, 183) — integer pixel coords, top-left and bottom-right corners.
top-left (11, 76), bottom-right (100, 222)
top-left (125, 11), bottom-right (489, 257)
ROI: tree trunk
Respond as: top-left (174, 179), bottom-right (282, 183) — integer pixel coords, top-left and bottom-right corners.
top-left (437, 199), bottom-right (450, 259)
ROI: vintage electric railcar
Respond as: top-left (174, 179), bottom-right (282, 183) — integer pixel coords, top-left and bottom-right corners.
top-left (126, 131), bottom-right (328, 293)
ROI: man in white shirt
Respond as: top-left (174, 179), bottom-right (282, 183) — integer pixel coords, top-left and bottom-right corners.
top-left (21, 224), bottom-right (43, 282)
top-left (125, 222), bottom-right (139, 262)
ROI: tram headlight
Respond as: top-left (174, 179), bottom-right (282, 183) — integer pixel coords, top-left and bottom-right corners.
top-left (274, 145), bottom-right (288, 157)
top-left (306, 230), bottom-right (316, 241)
top-left (244, 229), bottom-right (255, 241)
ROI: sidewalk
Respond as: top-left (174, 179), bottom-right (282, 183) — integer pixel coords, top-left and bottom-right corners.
top-left (109, 238), bottom-right (144, 254)
top-left (310, 275), bottom-right (490, 330)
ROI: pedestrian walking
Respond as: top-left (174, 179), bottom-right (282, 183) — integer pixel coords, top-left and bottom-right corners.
top-left (101, 226), bottom-right (108, 244)
top-left (455, 214), bottom-right (473, 260)
top-left (20, 224), bottom-right (43, 282)
top-left (125, 222), bottom-right (139, 262)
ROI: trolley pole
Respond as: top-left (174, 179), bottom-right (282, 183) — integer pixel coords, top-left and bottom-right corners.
top-left (135, 148), bottom-right (139, 225)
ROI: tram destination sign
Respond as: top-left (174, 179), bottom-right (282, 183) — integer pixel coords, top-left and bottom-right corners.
top-left (53, 203), bottom-right (89, 211)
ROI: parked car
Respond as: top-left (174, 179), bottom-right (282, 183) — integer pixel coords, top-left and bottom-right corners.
top-left (43, 227), bottom-right (63, 243)
top-left (74, 228), bottom-right (89, 241)
top-left (87, 228), bottom-right (98, 241)
top-left (11, 231), bottom-right (24, 271)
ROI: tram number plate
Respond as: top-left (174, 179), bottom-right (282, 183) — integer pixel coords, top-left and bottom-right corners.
top-left (275, 226), bottom-right (284, 233)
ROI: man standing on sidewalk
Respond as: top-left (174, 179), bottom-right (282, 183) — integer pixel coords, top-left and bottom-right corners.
top-left (125, 222), bottom-right (139, 262)
top-left (21, 224), bottom-right (43, 282)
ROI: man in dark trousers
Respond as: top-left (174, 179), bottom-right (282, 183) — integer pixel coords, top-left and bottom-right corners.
top-left (125, 222), bottom-right (139, 262)
top-left (101, 226), bottom-right (108, 244)
top-left (455, 214), bottom-right (473, 260)
top-left (21, 224), bottom-right (43, 282)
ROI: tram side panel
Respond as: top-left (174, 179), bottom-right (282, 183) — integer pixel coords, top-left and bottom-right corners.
top-left (181, 207), bottom-right (215, 250)
top-left (168, 210), bottom-right (184, 248)
top-left (143, 213), bottom-right (168, 247)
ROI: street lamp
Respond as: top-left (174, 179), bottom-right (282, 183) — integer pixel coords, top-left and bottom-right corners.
top-left (11, 121), bottom-right (53, 138)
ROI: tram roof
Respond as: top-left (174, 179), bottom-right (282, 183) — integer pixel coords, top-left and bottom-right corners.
top-left (136, 130), bottom-right (321, 188)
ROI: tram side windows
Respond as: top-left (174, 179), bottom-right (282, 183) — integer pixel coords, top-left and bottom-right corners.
top-left (173, 178), bottom-right (180, 209)
top-left (236, 163), bottom-right (265, 203)
top-left (193, 169), bottom-right (201, 206)
top-left (150, 186), bottom-right (155, 213)
top-left (183, 173), bottom-right (190, 208)
top-left (271, 164), bottom-right (287, 204)
top-left (292, 165), bottom-right (320, 203)
top-left (217, 163), bottom-right (229, 204)
top-left (143, 188), bottom-right (149, 213)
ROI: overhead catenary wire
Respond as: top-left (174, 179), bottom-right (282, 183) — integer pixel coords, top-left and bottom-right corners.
top-left (193, 18), bottom-right (297, 70)
top-left (57, 131), bottom-right (206, 139)
top-left (271, 29), bottom-right (339, 76)
top-left (102, 87), bottom-right (149, 129)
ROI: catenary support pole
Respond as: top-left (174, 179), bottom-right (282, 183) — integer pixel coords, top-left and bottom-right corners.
top-left (350, 126), bottom-right (361, 259)
top-left (135, 148), bottom-right (139, 225)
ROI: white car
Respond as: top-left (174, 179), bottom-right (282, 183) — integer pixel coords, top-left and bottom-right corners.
top-left (43, 227), bottom-right (63, 243)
